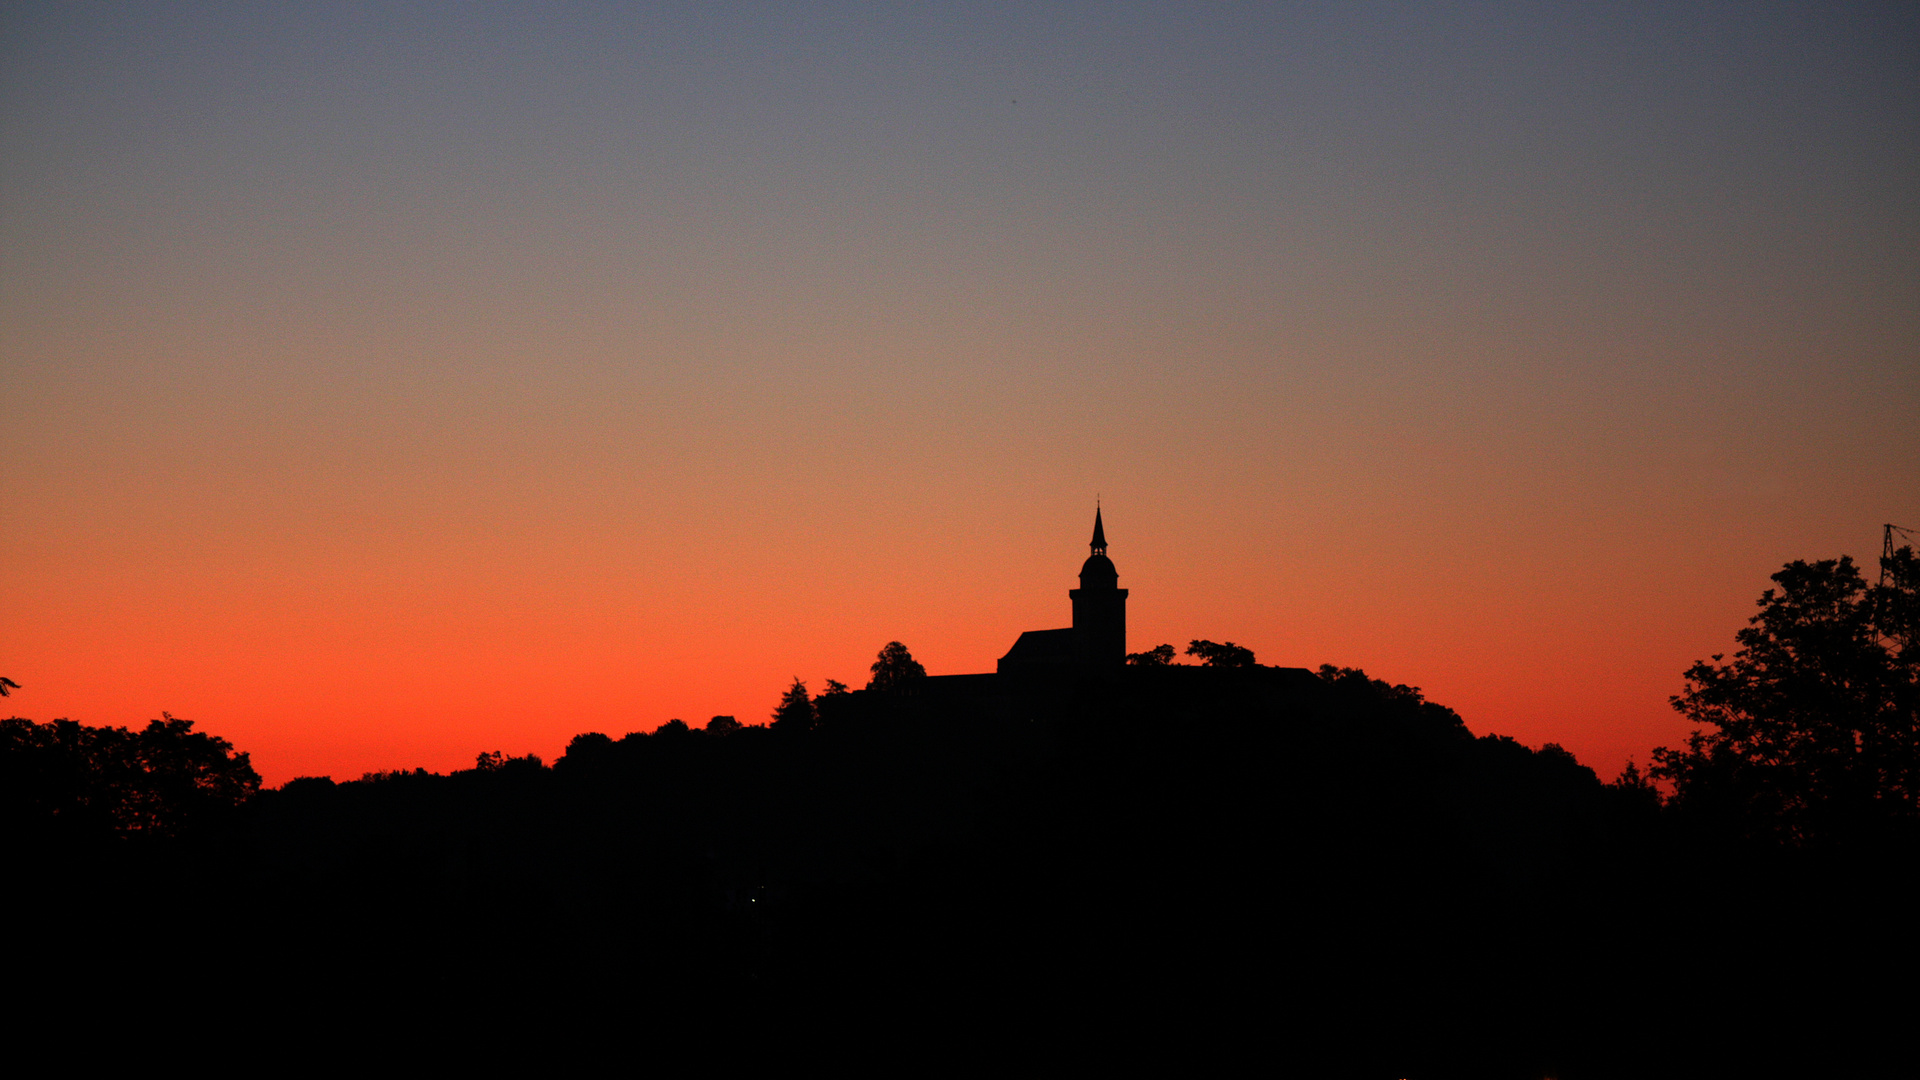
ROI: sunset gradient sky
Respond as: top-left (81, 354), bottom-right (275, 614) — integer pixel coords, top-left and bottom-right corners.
top-left (5, 3), bottom-right (1916, 784)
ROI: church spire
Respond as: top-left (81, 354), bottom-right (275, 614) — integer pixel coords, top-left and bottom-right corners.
top-left (1090, 505), bottom-right (1107, 555)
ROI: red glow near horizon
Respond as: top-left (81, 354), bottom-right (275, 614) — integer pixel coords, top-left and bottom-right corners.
top-left (8, 493), bottom-right (1905, 787)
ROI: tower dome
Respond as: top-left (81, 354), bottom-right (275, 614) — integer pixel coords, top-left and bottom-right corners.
top-left (1079, 551), bottom-right (1118, 588)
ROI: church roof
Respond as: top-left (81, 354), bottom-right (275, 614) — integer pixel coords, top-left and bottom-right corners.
top-left (997, 628), bottom-right (1081, 670)
top-left (1090, 506), bottom-right (1107, 553)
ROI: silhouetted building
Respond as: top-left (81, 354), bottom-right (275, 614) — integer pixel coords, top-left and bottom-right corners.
top-left (999, 507), bottom-right (1128, 673)
top-left (887, 507), bottom-right (1314, 712)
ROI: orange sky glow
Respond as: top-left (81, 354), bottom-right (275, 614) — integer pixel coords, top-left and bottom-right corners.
top-left (4, 5), bottom-right (1916, 785)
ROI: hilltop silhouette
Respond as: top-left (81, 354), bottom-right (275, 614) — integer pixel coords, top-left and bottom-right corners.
top-left (3, 517), bottom-right (1913, 1073)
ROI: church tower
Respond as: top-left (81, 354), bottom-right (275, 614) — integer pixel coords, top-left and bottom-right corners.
top-left (1070, 506), bottom-right (1128, 666)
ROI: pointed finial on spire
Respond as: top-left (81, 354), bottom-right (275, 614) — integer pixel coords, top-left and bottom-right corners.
top-left (1090, 504), bottom-right (1107, 554)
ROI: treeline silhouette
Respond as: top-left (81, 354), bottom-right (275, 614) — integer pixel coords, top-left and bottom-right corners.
top-left (6, 550), bottom-right (1914, 1073)
top-left (1, 712), bottom-right (258, 844)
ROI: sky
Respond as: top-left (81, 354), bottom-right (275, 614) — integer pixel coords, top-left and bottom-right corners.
top-left (4, 2), bottom-right (1916, 785)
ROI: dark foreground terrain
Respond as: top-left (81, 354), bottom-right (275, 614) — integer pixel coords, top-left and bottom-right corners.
top-left (7, 666), bottom-right (1913, 1074)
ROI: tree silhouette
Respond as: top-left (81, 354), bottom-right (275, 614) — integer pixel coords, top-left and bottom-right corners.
top-left (866, 641), bottom-right (927, 691)
top-left (772, 677), bottom-right (817, 731)
top-left (473, 749), bottom-right (544, 770)
top-left (812, 678), bottom-right (853, 726)
top-left (0, 712), bottom-right (259, 839)
top-left (1187, 640), bottom-right (1256, 667)
top-left (1653, 545), bottom-right (1918, 845)
top-left (0, 677), bottom-right (18, 696)
top-left (1126, 644), bottom-right (1176, 666)
top-left (561, 731), bottom-right (615, 766)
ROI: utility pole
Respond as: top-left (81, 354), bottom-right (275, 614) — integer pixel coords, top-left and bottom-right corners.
top-left (1873, 524), bottom-right (1915, 640)
top-left (1883, 523), bottom-right (1916, 592)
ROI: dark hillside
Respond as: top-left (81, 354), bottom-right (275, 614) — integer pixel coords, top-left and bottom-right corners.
top-left (8, 665), bottom-right (1910, 1073)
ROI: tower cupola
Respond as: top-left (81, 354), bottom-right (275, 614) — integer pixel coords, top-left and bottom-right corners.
top-left (1070, 504), bottom-right (1127, 665)
top-left (1079, 506), bottom-right (1119, 588)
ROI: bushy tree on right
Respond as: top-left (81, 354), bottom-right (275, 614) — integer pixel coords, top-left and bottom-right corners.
top-left (1654, 543), bottom-right (1917, 847)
